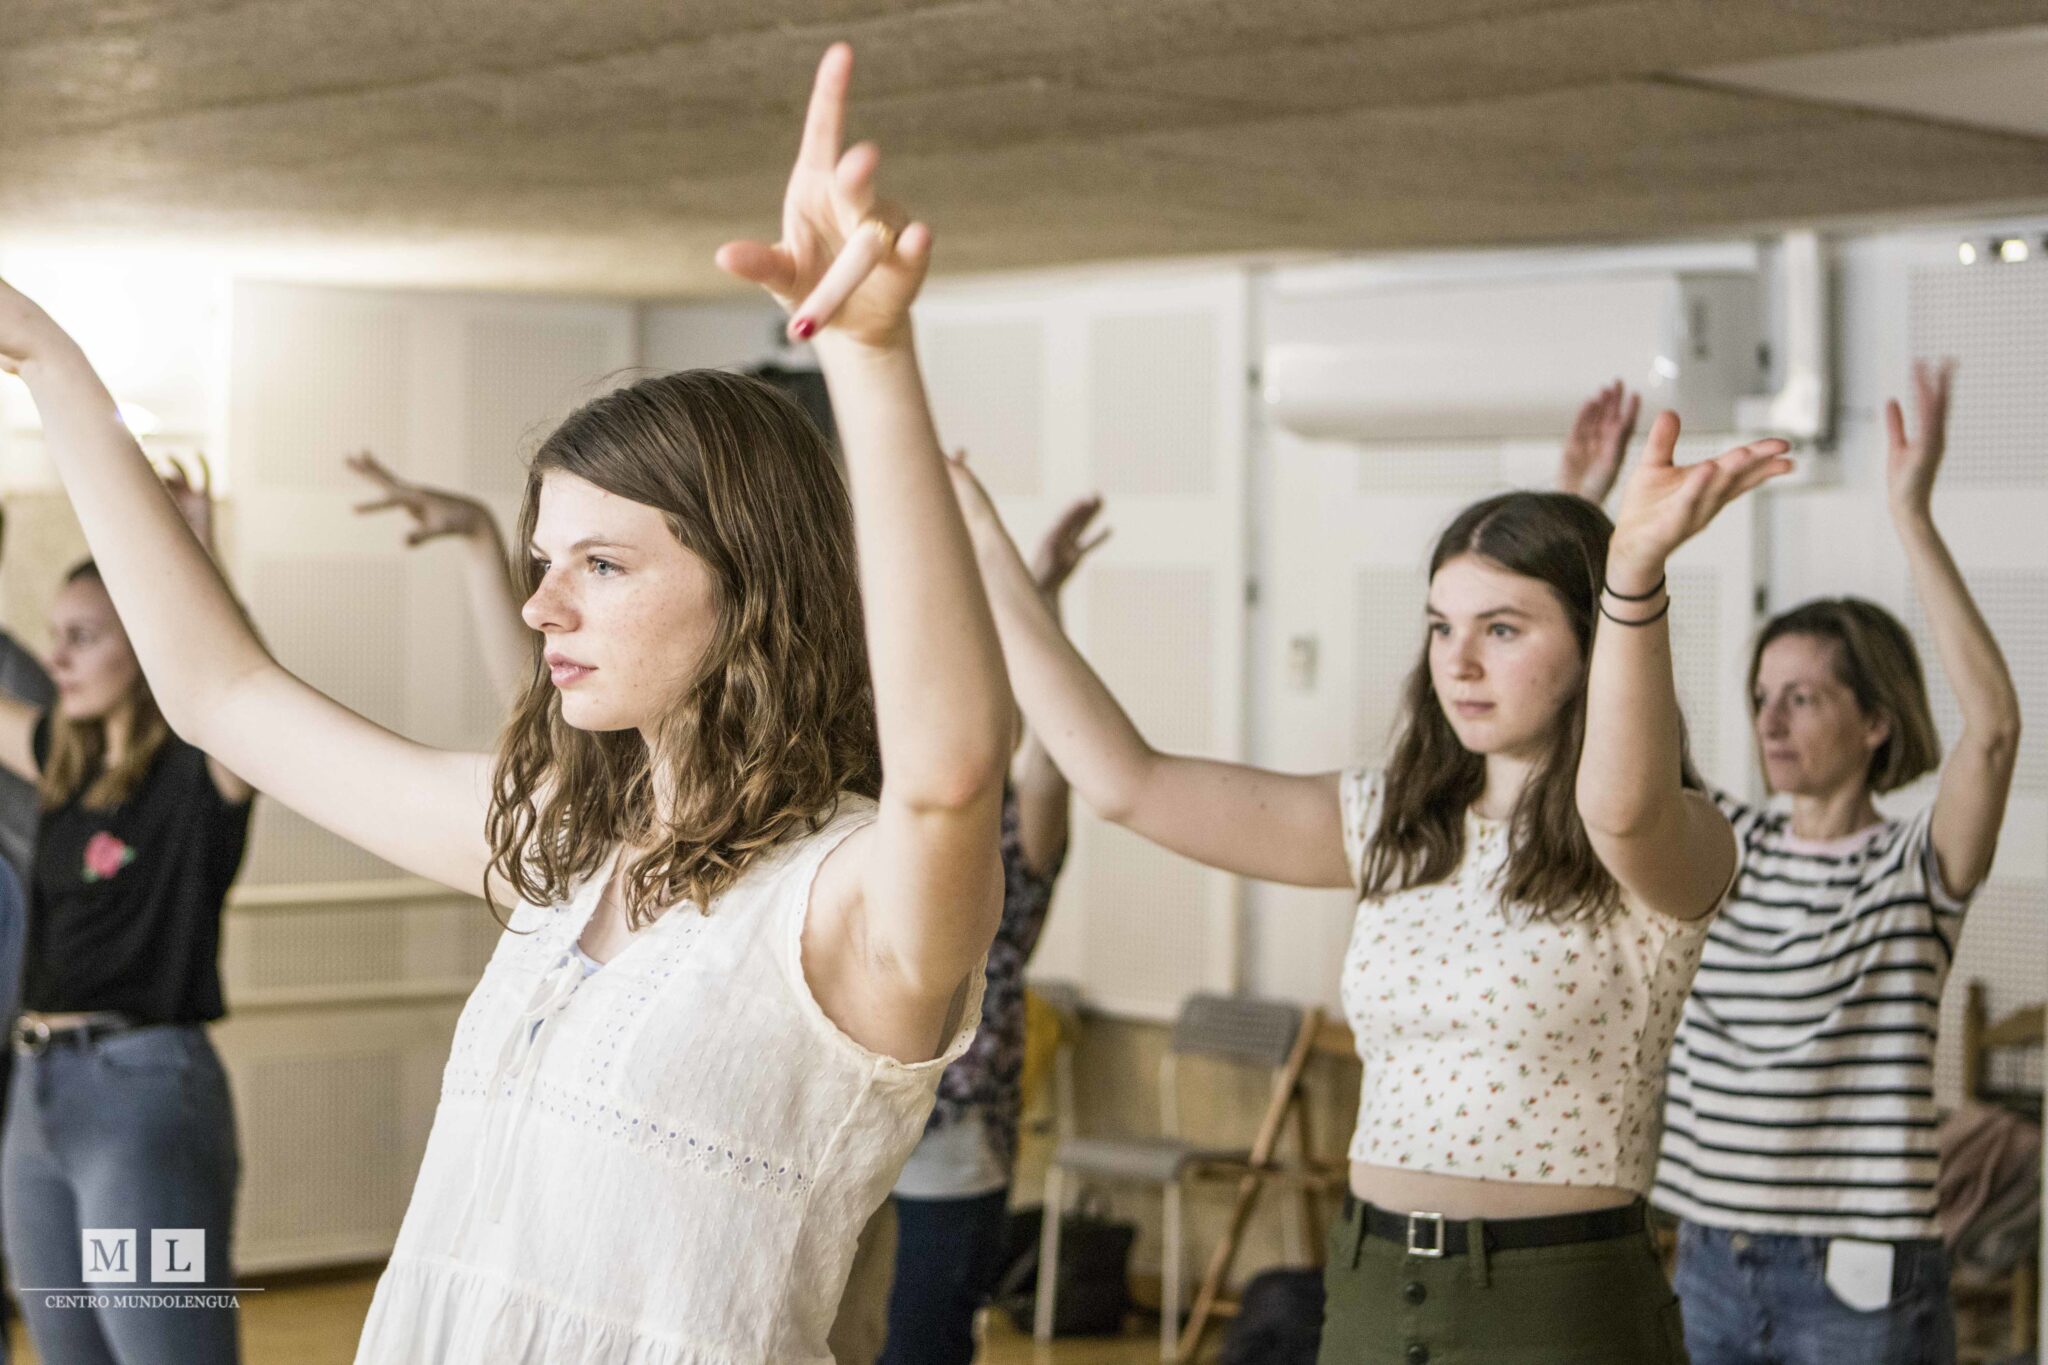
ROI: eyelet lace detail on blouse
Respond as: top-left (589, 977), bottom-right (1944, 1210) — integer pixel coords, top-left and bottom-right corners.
top-left (353, 798), bottom-right (986, 1365)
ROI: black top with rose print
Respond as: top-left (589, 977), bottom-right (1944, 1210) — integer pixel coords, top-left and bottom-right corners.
top-left (23, 713), bottom-right (251, 1023)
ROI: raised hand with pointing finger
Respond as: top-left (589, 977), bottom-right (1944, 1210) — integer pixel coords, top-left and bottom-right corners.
top-left (715, 43), bottom-right (929, 347)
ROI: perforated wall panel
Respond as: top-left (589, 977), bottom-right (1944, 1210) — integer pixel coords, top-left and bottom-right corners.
top-left (237, 293), bottom-right (408, 491)
top-left (1907, 570), bottom-right (2048, 794)
top-left (1666, 566), bottom-right (1722, 776)
top-left (920, 318), bottom-right (1045, 497)
top-left (1908, 261), bottom-right (2048, 488)
top-left (1089, 313), bottom-right (1218, 497)
top-left (235, 1051), bottom-right (409, 1249)
top-left (243, 556), bottom-right (409, 884)
top-left (1081, 823), bottom-right (1217, 1018)
top-left (1087, 567), bottom-right (1214, 755)
top-left (1351, 566), bottom-right (1426, 765)
top-left (1354, 441), bottom-right (1502, 495)
top-left (463, 316), bottom-right (618, 498)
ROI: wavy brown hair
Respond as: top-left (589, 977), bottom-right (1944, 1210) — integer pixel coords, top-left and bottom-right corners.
top-left (1361, 492), bottom-right (1703, 924)
top-left (486, 370), bottom-right (880, 929)
top-left (1749, 598), bottom-right (1939, 795)
top-left (41, 561), bottom-right (175, 811)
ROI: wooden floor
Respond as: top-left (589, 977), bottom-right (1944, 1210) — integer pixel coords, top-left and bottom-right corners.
top-left (8, 1274), bottom-right (2028, 1362)
top-left (6, 1272), bottom-right (1173, 1364)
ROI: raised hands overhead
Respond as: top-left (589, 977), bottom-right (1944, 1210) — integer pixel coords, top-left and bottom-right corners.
top-left (1579, 411), bottom-right (1788, 919)
top-left (1885, 358), bottom-right (1956, 521)
top-left (715, 44), bottom-right (931, 347)
top-left (159, 452), bottom-right (218, 551)
top-left (345, 450), bottom-right (494, 547)
top-left (1029, 492), bottom-right (1111, 600)
top-left (709, 44), bottom-right (1013, 1047)
top-left (342, 451), bottom-right (528, 701)
top-left (0, 272), bottom-right (498, 899)
top-left (1607, 412), bottom-right (1792, 586)
top-left (1878, 358), bottom-right (2021, 899)
top-left (1557, 380), bottom-right (1639, 505)
top-left (942, 451), bottom-right (1352, 890)
top-left (0, 276), bottom-right (74, 377)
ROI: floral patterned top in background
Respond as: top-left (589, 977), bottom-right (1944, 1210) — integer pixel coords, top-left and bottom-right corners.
top-left (922, 788), bottom-right (1065, 1173)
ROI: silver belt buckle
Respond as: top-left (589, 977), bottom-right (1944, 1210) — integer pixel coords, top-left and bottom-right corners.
top-left (12, 1016), bottom-right (51, 1057)
top-left (1406, 1210), bottom-right (1446, 1258)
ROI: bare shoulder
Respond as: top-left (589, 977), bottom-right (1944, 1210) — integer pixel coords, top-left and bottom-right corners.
top-left (807, 816), bottom-right (876, 940)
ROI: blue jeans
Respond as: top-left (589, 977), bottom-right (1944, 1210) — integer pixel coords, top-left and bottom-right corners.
top-left (2, 1025), bottom-right (242, 1365)
top-left (878, 1188), bottom-right (1012, 1365)
top-left (1673, 1220), bottom-right (1954, 1365)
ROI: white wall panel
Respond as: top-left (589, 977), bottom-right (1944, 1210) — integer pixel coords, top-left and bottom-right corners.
top-left (222, 281), bottom-right (633, 1270)
top-left (922, 317), bottom-right (1046, 497)
top-left (916, 271), bottom-right (1250, 1020)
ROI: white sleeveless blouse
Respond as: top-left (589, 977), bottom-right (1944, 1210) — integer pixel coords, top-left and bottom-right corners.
top-left (354, 796), bottom-right (983, 1365)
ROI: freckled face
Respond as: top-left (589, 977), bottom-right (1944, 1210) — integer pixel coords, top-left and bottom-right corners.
top-left (1752, 633), bottom-right (1885, 796)
top-left (48, 577), bottom-right (141, 722)
top-left (1425, 554), bottom-right (1583, 760)
top-left (520, 471), bottom-right (720, 734)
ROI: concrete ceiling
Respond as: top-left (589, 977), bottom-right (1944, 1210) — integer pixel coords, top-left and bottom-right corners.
top-left (5, 0), bottom-right (2048, 296)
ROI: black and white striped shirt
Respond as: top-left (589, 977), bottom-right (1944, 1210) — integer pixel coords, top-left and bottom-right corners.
top-left (1652, 792), bottom-right (1969, 1241)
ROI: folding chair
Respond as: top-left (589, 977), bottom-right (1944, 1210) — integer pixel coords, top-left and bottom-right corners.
top-left (1955, 979), bottom-right (2043, 1362)
top-left (1034, 993), bottom-right (1322, 1360)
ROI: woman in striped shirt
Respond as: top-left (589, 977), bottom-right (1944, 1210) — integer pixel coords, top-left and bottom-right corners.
top-left (1653, 362), bottom-right (2023, 1365)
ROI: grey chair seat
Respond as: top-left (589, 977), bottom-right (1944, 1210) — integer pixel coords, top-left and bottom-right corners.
top-left (1051, 1135), bottom-right (1252, 1184)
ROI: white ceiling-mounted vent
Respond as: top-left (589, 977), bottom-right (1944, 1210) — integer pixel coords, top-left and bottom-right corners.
top-left (1262, 271), bottom-right (1766, 442)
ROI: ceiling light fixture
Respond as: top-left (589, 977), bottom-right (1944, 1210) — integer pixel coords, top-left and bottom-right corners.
top-left (1997, 237), bottom-right (2030, 264)
top-left (1957, 241), bottom-right (1979, 265)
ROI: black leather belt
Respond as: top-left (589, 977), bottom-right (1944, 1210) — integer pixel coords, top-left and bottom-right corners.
top-left (11, 1013), bottom-right (139, 1057)
top-left (1344, 1194), bottom-right (1646, 1258)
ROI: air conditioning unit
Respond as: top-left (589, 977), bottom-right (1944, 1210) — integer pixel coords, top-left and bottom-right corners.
top-left (1261, 271), bottom-right (1767, 442)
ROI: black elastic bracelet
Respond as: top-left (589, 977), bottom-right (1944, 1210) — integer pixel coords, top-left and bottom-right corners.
top-left (1602, 574), bottom-right (1667, 602)
top-left (1600, 597), bottom-right (1672, 628)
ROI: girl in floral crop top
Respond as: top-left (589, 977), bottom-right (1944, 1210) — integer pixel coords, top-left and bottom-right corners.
top-left (948, 414), bottom-right (1792, 1362)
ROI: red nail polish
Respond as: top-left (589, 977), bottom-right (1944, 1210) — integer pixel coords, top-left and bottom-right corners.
top-left (792, 317), bottom-right (816, 340)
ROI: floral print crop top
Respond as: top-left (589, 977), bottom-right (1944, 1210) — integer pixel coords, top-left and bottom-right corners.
top-left (1337, 768), bottom-right (1712, 1195)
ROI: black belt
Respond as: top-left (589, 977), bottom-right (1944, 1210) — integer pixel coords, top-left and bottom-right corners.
top-left (11, 1013), bottom-right (140, 1057)
top-left (1344, 1194), bottom-right (1646, 1258)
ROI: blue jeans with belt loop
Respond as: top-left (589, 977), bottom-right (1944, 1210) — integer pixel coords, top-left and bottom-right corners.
top-left (2, 1023), bottom-right (242, 1365)
top-left (1672, 1220), bottom-right (1955, 1365)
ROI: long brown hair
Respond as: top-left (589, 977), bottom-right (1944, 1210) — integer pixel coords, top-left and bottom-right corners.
top-left (1749, 598), bottom-right (1939, 794)
top-left (487, 370), bottom-right (879, 928)
top-left (1361, 492), bottom-right (1701, 924)
top-left (40, 561), bottom-right (174, 811)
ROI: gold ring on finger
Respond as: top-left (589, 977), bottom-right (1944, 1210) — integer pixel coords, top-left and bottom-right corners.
top-left (860, 217), bottom-right (901, 252)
